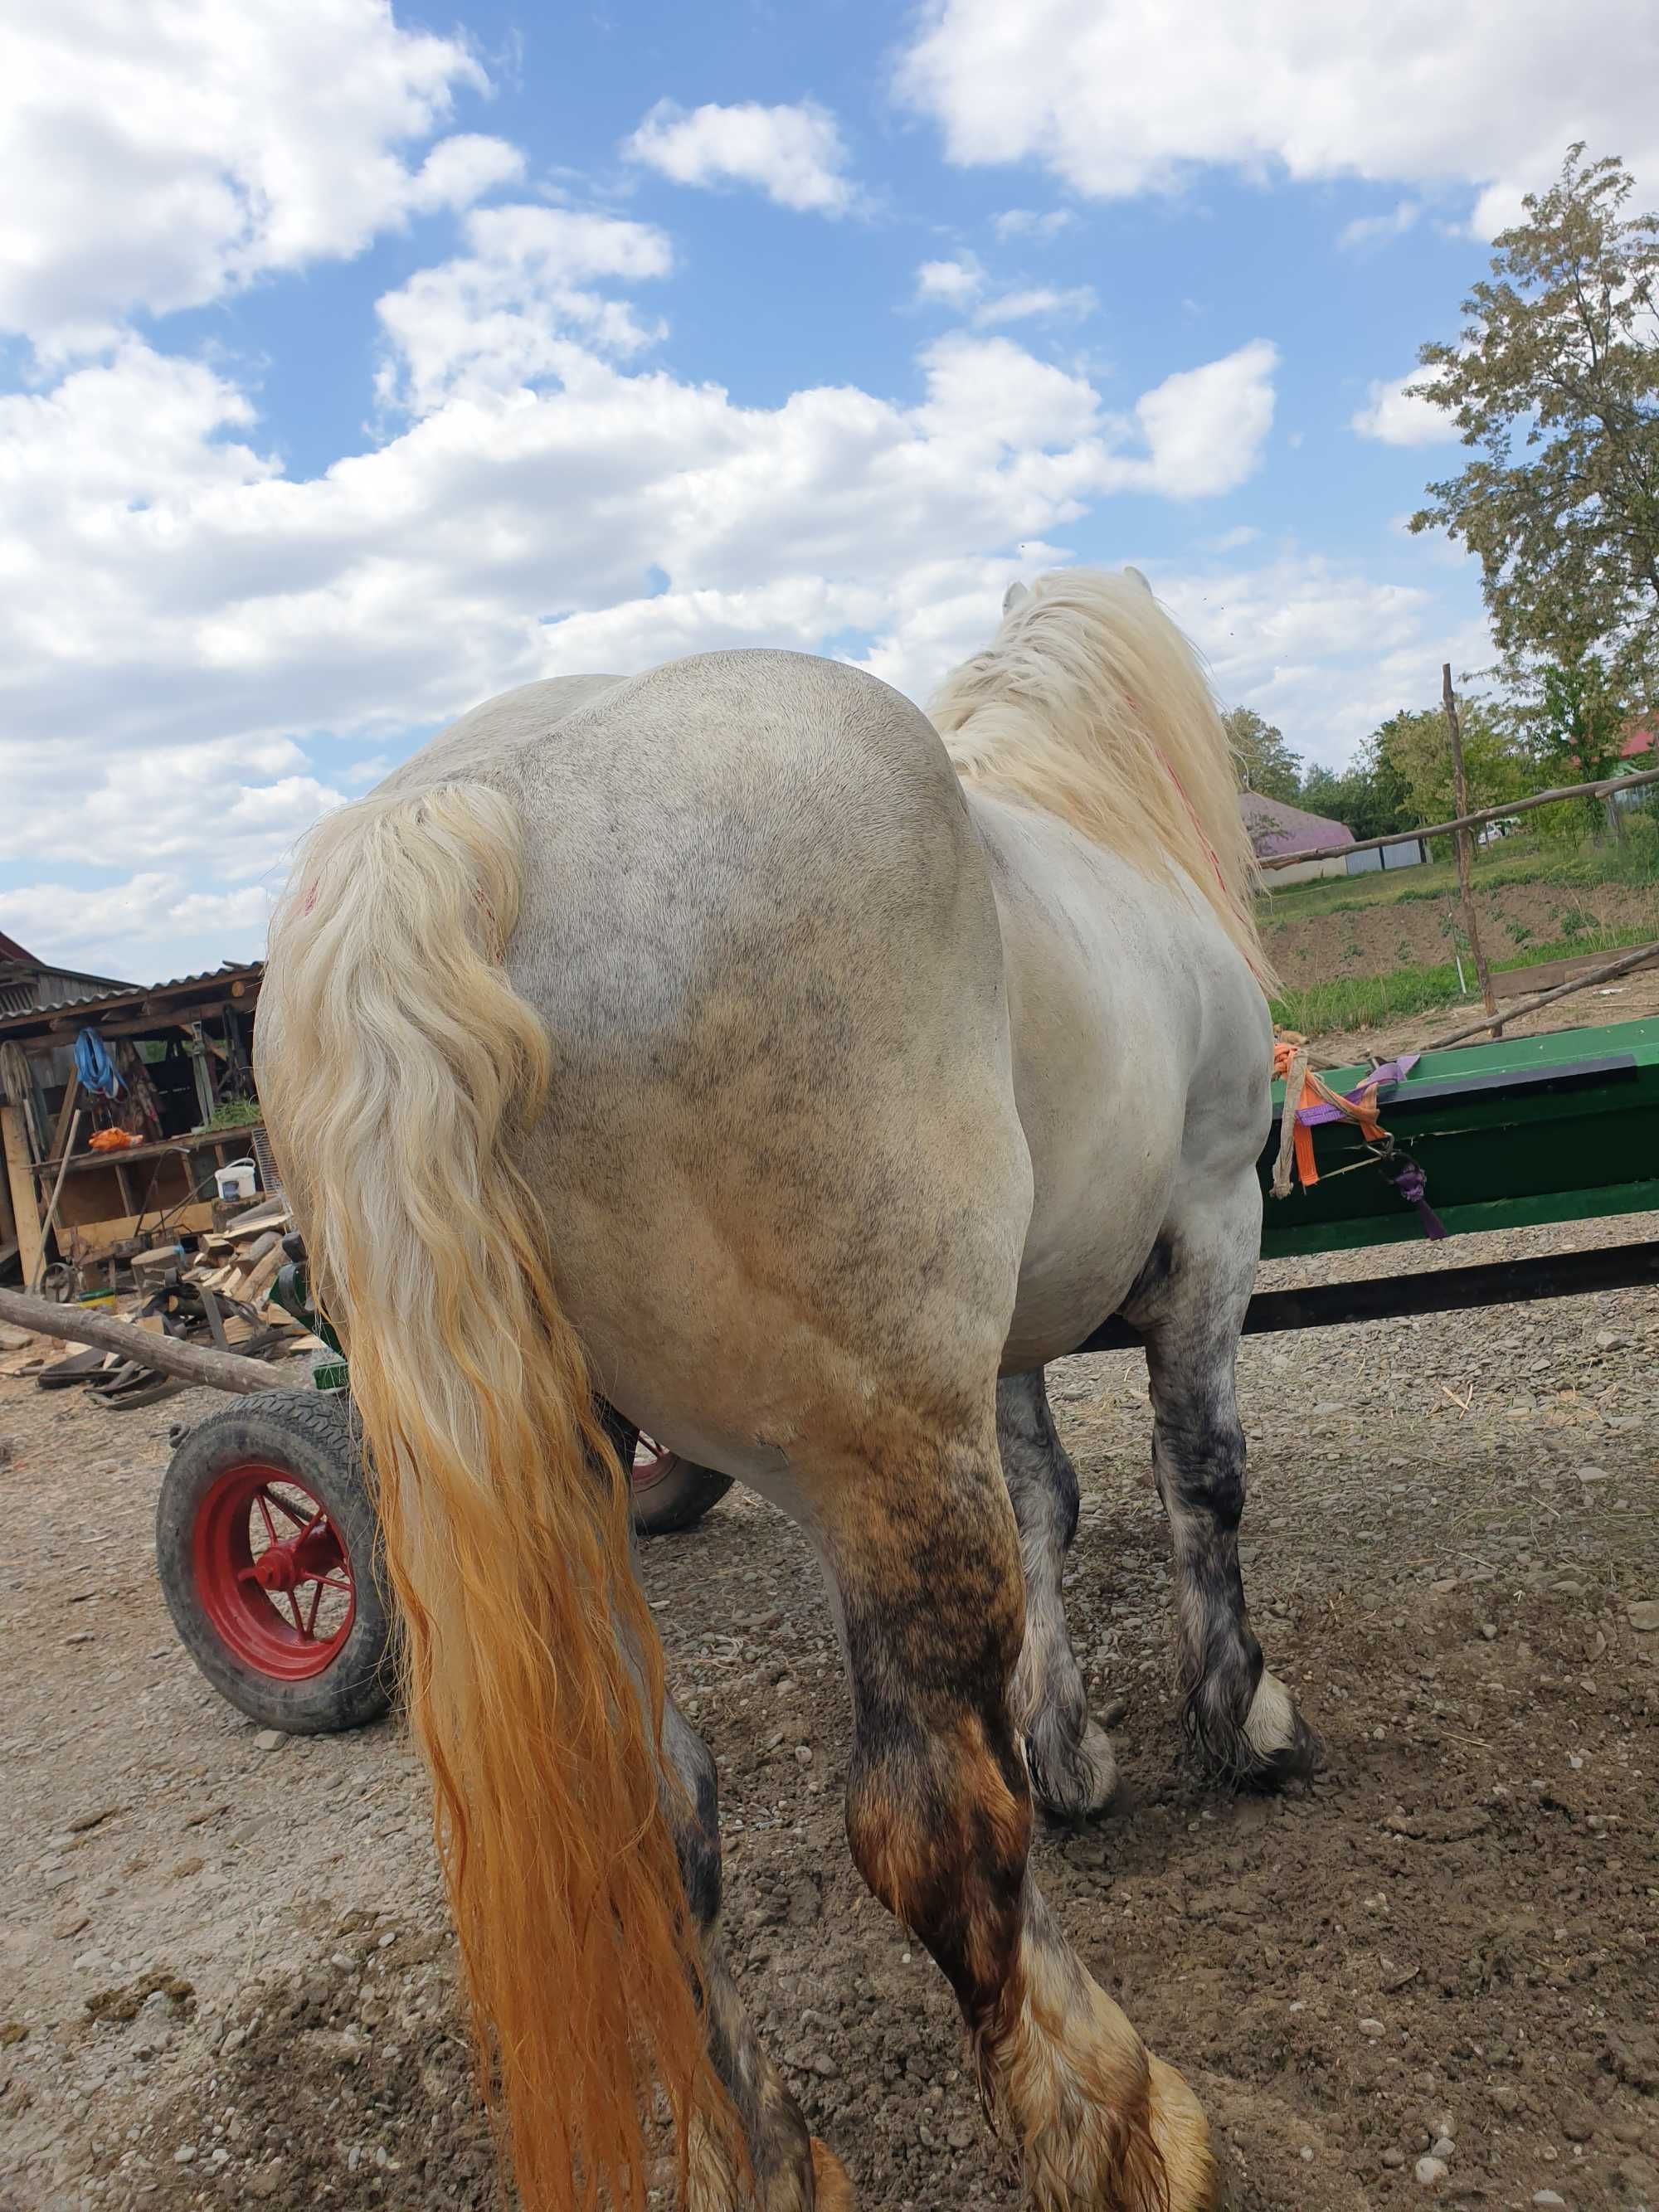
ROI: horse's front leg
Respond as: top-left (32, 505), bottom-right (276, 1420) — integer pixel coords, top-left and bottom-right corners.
top-left (998, 1369), bottom-right (1121, 1820)
top-left (1127, 1178), bottom-right (1322, 1789)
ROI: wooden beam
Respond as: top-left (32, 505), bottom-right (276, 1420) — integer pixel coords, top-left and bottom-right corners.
top-left (1423, 938), bottom-right (1659, 1053)
top-left (46, 1071), bottom-right (81, 1161)
top-left (31, 1110), bottom-right (82, 1291)
top-left (0, 1286), bottom-right (291, 1393)
top-left (1258, 762), bottom-right (1659, 872)
top-left (1, 1106), bottom-right (43, 1286)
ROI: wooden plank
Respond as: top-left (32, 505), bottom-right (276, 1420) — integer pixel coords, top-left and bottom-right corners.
top-left (46, 1071), bottom-right (81, 1162)
top-left (2, 1105), bottom-right (44, 1286)
top-left (0, 1286), bottom-right (291, 1393)
top-left (236, 1240), bottom-right (288, 1306)
top-left (32, 1110), bottom-right (83, 1290)
top-left (58, 1202), bottom-right (216, 1262)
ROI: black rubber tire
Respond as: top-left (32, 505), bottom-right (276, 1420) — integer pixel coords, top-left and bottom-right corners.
top-left (156, 1391), bottom-right (395, 1735)
top-left (630, 1451), bottom-right (733, 1537)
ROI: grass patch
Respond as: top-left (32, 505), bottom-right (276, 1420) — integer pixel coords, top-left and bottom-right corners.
top-left (1268, 921), bottom-right (1658, 1038)
top-left (1258, 819), bottom-right (1659, 927)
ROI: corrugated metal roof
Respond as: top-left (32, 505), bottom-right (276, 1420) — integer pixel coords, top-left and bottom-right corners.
top-left (1238, 791), bottom-right (1355, 858)
top-left (0, 959), bottom-right (264, 1042)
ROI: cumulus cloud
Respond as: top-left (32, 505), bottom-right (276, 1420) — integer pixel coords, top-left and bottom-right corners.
top-left (623, 99), bottom-right (856, 215)
top-left (375, 203), bottom-right (674, 412)
top-left (895, 0), bottom-right (1659, 232)
top-left (916, 253), bottom-right (985, 305)
top-left (0, 0), bottom-right (519, 349)
top-left (1351, 367), bottom-right (1459, 445)
top-left (1129, 340), bottom-right (1279, 498)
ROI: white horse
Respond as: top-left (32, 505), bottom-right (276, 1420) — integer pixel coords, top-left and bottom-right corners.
top-left (255, 569), bottom-right (1317, 2212)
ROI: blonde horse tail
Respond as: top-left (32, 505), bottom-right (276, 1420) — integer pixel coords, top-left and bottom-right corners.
top-left (255, 781), bottom-right (732, 2210)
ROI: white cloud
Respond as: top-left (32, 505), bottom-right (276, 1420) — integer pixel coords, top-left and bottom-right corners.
top-left (1351, 367), bottom-right (1458, 446)
top-left (992, 208), bottom-right (1074, 241)
top-left (1154, 553), bottom-right (1489, 766)
top-left (0, 324), bottom-right (1279, 936)
top-left (1130, 340), bottom-right (1279, 498)
top-left (375, 203), bottom-right (674, 412)
top-left (0, 875), bottom-right (275, 976)
top-left (974, 284), bottom-right (1097, 326)
top-left (896, 0), bottom-right (1659, 232)
top-left (1338, 198), bottom-right (1422, 250)
top-left (916, 253), bottom-right (985, 305)
top-left (1199, 523), bottom-right (1262, 555)
top-left (0, 0), bottom-right (519, 349)
top-left (622, 99), bottom-right (855, 215)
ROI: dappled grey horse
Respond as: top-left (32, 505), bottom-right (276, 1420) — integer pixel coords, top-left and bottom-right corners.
top-left (255, 569), bottom-right (1316, 2211)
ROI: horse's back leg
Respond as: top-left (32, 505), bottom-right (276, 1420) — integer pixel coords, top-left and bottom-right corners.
top-left (660, 1697), bottom-right (854, 2208)
top-left (812, 1407), bottom-right (1217, 2211)
top-left (1126, 1172), bottom-right (1321, 1787)
top-left (999, 1369), bottom-right (1120, 1821)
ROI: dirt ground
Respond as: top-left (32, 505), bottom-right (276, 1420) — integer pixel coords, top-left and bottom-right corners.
top-left (1263, 880), bottom-right (1657, 995)
top-left (3, 1201), bottom-right (1658, 2212)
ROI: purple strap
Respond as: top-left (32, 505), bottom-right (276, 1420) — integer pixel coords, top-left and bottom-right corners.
top-left (1294, 1053), bottom-right (1420, 1127)
top-left (1391, 1159), bottom-right (1447, 1240)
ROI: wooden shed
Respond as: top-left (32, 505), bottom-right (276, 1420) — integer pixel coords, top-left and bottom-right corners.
top-left (0, 950), bottom-right (270, 1286)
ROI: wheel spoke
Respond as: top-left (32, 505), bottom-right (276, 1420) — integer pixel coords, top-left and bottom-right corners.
top-left (255, 1494), bottom-right (280, 1546)
top-left (263, 1489), bottom-right (314, 1532)
top-left (285, 1591), bottom-right (304, 1636)
top-left (304, 1580), bottom-right (324, 1638)
top-left (319, 1576), bottom-right (353, 1597)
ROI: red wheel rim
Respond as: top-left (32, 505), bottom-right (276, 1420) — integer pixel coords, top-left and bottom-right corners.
top-left (192, 1460), bottom-right (357, 1680)
top-left (631, 1435), bottom-right (679, 1495)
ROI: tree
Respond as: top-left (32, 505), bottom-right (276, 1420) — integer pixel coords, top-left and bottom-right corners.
top-left (1224, 706), bottom-right (1303, 802)
top-left (1408, 145), bottom-right (1659, 704)
top-left (1373, 701), bottom-right (1529, 826)
top-left (1299, 736), bottom-right (1418, 842)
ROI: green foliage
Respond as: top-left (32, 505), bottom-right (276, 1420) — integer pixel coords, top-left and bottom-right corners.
top-left (1408, 145), bottom-right (1659, 706)
top-left (203, 1097), bottom-right (262, 1130)
top-left (1224, 705), bottom-right (1303, 802)
top-left (1297, 730), bottom-right (1418, 840)
top-left (1373, 700), bottom-right (1530, 825)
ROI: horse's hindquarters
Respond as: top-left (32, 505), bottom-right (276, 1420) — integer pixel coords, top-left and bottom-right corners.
top-left (493, 650), bottom-right (1036, 1484)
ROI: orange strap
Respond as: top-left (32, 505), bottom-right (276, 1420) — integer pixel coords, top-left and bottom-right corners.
top-left (1272, 1034), bottom-right (1388, 1190)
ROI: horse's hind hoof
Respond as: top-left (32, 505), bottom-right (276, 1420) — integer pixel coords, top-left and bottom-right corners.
top-left (810, 2137), bottom-right (856, 2209)
top-left (1027, 1715), bottom-right (1121, 1823)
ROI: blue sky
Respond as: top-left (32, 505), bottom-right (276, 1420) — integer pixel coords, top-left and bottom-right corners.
top-left (4, 0), bottom-right (1656, 984)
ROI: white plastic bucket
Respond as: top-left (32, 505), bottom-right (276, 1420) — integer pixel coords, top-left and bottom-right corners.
top-left (215, 1158), bottom-right (256, 1203)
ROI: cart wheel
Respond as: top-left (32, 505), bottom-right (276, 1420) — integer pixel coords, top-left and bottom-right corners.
top-left (156, 1392), bottom-right (394, 1735)
top-left (630, 1434), bottom-right (732, 1536)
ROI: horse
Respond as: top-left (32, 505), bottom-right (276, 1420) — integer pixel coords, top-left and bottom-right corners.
top-left (254, 568), bottom-right (1321, 2212)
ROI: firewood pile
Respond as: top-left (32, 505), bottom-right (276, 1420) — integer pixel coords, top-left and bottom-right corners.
top-left (0, 1197), bottom-right (325, 1407)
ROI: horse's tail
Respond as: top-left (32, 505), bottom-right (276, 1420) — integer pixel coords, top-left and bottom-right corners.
top-left (255, 780), bottom-right (731, 2211)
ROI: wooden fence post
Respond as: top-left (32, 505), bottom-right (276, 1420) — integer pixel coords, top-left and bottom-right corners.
top-left (1442, 664), bottom-right (1500, 1037)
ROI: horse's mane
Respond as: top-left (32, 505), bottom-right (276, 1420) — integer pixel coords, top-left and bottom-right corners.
top-left (930, 568), bottom-right (1272, 988)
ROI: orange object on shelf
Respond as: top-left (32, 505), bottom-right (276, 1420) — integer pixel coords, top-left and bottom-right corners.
top-left (87, 1126), bottom-right (144, 1151)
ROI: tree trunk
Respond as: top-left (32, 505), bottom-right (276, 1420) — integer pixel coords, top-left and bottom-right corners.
top-left (1442, 664), bottom-right (1500, 1035)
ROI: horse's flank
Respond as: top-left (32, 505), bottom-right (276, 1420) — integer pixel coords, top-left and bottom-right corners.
top-left (930, 569), bottom-right (1274, 990)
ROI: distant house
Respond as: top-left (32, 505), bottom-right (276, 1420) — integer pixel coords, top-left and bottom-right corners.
top-left (1239, 793), bottom-right (1427, 884)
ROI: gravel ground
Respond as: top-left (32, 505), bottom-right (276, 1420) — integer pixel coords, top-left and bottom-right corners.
top-left (2, 1203), bottom-right (1657, 2212)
